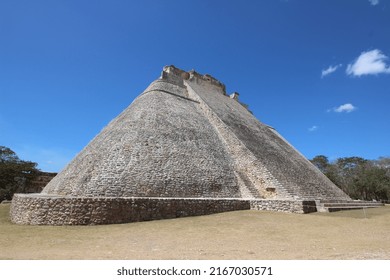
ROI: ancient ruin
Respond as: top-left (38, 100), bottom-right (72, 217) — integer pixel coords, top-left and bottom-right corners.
top-left (10, 66), bottom-right (383, 225)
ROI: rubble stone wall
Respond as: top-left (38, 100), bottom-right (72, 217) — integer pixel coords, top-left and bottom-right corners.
top-left (250, 199), bottom-right (317, 214)
top-left (10, 194), bottom-right (251, 225)
top-left (10, 194), bottom-right (317, 225)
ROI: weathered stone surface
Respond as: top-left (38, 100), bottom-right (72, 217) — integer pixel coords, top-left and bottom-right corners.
top-left (10, 194), bottom-right (251, 225)
top-left (42, 72), bottom-right (239, 198)
top-left (11, 194), bottom-right (319, 225)
top-left (10, 65), bottom-right (352, 225)
top-left (250, 199), bottom-right (317, 214)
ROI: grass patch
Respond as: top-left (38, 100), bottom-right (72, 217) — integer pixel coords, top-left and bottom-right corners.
top-left (1, 204), bottom-right (389, 259)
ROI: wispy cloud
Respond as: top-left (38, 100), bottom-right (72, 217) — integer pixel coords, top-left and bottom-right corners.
top-left (329, 103), bottom-right (357, 113)
top-left (369, 0), bottom-right (379, 6)
top-left (346, 49), bottom-right (390, 76)
top-left (321, 64), bottom-right (342, 78)
top-left (308, 125), bottom-right (319, 132)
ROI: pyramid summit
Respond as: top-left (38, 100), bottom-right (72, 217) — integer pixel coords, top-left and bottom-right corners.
top-left (12, 65), bottom-right (371, 225)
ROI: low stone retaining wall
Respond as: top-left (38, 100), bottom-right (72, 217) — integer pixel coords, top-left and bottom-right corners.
top-left (10, 194), bottom-right (317, 225)
top-left (250, 199), bottom-right (317, 214)
top-left (10, 194), bottom-right (251, 225)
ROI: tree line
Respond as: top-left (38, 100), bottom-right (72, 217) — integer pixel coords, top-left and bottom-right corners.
top-left (310, 155), bottom-right (390, 202)
top-left (0, 146), bottom-right (40, 202)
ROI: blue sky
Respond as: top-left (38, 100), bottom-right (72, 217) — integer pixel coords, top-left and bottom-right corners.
top-left (1, 0), bottom-right (389, 172)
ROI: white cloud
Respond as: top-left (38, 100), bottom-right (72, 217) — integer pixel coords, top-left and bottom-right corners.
top-left (346, 49), bottom-right (390, 76)
top-left (321, 64), bottom-right (342, 78)
top-left (308, 125), bottom-right (319, 132)
top-left (331, 103), bottom-right (357, 113)
top-left (369, 0), bottom-right (379, 6)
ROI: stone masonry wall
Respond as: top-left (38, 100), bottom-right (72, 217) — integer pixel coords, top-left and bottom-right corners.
top-left (11, 194), bottom-right (317, 225)
top-left (10, 194), bottom-right (251, 225)
top-left (250, 199), bottom-right (317, 214)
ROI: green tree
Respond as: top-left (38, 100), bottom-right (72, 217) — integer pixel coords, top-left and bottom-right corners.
top-left (310, 155), bottom-right (340, 185)
top-left (333, 157), bottom-right (368, 197)
top-left (311, 155), bottom-right (330, 173)
top-left (373, 157), bottom-right (390, 177)
top-left (353, 166), bottom-right (390, 201)
top-left (311, 155), bottom-right (390, 202)
top-left (0, 146), bottom-right (39, 202)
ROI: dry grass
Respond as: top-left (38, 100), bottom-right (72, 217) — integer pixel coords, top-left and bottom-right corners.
top-left (1, 204), bottom-right (389, 260)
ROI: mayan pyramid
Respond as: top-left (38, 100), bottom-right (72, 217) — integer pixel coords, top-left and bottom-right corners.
top-left (12, 65), bottom-right (369, 225)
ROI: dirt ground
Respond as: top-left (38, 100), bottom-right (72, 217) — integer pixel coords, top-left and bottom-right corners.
top-left (1, 204), bottom-right (389, 260)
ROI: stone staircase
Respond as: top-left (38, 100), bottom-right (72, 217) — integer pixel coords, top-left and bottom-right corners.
top-left (316, 200), bottom-right (385, 212)
top-left (236, 171), bottom-right (262, 199)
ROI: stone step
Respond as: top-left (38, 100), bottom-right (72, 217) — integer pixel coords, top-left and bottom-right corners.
top-left (326, 203), bottom-right (384, 207)
top-left (236, 171), bottom-right (263, 199)
top-left (327, 205), bottom-right (383, 212)
top-left (320, 199), bottom-right (381, 204)
top-left (321, 200), bottom-right (383, 204)
top-left (317, 200), bottom-right (384, 212)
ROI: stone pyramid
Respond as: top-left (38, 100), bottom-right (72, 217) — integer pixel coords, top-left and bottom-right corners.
top-left (11, 66), bottom-right (353, 225)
